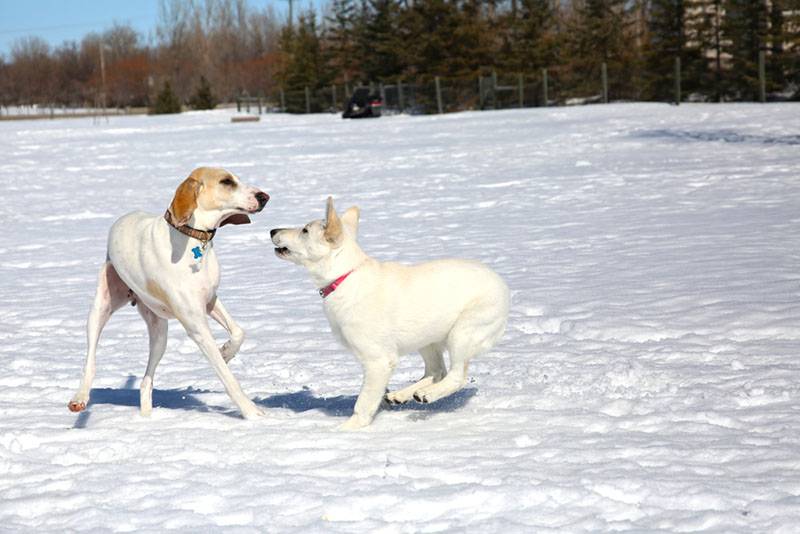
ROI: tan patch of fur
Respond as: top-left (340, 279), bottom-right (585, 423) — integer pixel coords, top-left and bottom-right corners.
top-left (169, 176), bottom-right (201, 225)
top-left (195, 167), bottom-right (235, 212)
top-left (324, 196), bottom-right (343, 243)
top-left (169, 167), bottom-right (242, 226)
top-left (146, 279), bottom-right (172, 314)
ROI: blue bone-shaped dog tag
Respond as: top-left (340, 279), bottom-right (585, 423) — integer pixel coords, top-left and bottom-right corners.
top-left (191, 246), bottom-right (203, 260)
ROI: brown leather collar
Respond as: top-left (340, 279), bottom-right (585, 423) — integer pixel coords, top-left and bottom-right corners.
top-left (164, 210), bottom-right (216, 243)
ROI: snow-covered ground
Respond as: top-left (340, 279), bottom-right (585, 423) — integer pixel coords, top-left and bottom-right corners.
top-left (1, 104), bottom-right (799, 532)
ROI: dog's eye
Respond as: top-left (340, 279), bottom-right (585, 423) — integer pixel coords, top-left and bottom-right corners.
top-left (220, 177), bottom-right (236, 187)
top-left (302, 227), bottom-right (308, 234)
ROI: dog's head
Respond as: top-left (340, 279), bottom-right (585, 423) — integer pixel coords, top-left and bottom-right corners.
top-left (270, 197), bottom-right (360, 267)
top-left (167, 167), bottom-right (269, 229)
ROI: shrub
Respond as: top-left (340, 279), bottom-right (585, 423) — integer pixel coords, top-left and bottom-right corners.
top-left (189, 76), bottom-right (217, 110)
top-left (150, 80), bottom-right (182, 114)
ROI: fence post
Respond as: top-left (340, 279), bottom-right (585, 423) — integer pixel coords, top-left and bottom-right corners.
top-left (379, 83), bottom-right (386, 107)
top-left (397, 78), bottom-right (404, 112)
top-left (491, 70), bottom-right (498, 109)
top-left (601, 62), bottom-right (608, 104)
top-left (542, 68), bottom-right (549, 106)
top-left (258, 97), bottom-right (262, 114)
top-left (305, 86), bottom-right (311, 114)
top-left (237, 98), bottom-right (241, 112)
top-left (674, 56), bottom-right (681, 105)
top-left (758, 50), bottom-right (766, 103)
top-left (279, 88), bottom-right (285, 112)
top-left (435, 76), bottom-right (443, 114)
top-left (518, 73), bottom-right (524, 108)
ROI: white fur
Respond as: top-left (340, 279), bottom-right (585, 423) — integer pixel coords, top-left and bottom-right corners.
top-left (271, 198), bottom-right (509, 429)
top-left (68, 167), bottom-right (268, 419)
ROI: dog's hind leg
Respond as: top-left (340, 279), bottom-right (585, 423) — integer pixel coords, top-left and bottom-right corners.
top-left (413, 306), bottom-right (506, 404)
top-left (68, 262), bottom-right (131, 412)
top-left (207, 298), bottom-right (244, 364)
top-left (137, 304), bottom-right (168, 417)
top-left (340, 354), bottom-right (397, 430)
top-left (413, 335), bottom-right (472, 404)
top-left (385, 344), bottom-right (445, 405)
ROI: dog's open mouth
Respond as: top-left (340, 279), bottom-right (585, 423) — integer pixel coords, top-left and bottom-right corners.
top-left (274, 247), bottom-right (289, 257)
top-left (220, 213), bottom-right (251, 226)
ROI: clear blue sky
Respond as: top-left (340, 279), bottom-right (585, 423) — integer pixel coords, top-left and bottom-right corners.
top-left (0, 0), bottom-right (323, 58)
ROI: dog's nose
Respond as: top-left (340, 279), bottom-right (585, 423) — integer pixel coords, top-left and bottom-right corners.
top-left (255, 192), bottom-right (269, 211)
top-left (270, 228), bottom-right (280, 238)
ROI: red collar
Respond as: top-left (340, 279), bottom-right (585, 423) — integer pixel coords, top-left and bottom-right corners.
top-left (319, 270), bottom-right (353, 298)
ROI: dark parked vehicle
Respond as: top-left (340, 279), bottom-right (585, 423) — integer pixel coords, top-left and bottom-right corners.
top-left (343, 87), bottom-right (382, 119)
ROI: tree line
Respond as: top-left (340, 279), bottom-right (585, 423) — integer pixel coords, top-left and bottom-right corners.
top-left (1, 0), bottom-right (798, 111)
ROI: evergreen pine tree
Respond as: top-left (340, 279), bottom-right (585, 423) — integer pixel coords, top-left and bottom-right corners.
top-left (564, 0), bottom-right (636, 99)
top-left (722, 0), bottom-right (769, 100)
top-left (506, 0), bottom-right (557, 73)
top-left (644, 0), bottom-right (709, 100)
top-left (767, 0), bottom-right (786, 88)
top-left (360, 0), bottom-right (404, 81)
top-left (400, 0), bottom-right (472, 76)
top-left (325, 0), bottom-right (361, 83)
top-left (686, 0), bottom-right (725, 100)
top-left (279, 10), bottom-right (330, 111)
top-left (189, 75), bottom-right (217, 110)
top-left (786, 1), bottom-right (800, 98)
top-left (645, 0), bottom-right (685, 100)
top-left (452, 0), bottom-right (494, 75)
top-left (151, 80), bottom-right (182, 114)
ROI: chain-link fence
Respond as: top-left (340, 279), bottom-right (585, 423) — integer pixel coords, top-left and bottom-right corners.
top-left (238, 56), bottom-right (797, 116)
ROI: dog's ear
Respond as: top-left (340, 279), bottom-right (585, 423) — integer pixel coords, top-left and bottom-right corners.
top-left (324, 196), bottom-right (344, 245)
top-left (341, 206), bottom-right (360, 237)
top-left (219, 213), bottom-right (251, 227)
top-left (169, 175), bottom-right (201, 225)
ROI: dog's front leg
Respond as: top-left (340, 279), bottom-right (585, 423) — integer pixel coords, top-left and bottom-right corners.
top-left (179, 314), bottom-right (263, 420)
top-left (339, 355), bottom-right (397, 430)
top-left (207, 298), bottom-right (244, 363)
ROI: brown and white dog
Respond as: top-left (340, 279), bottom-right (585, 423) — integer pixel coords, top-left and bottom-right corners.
top-left (68, 167), bottom-right (269, 419)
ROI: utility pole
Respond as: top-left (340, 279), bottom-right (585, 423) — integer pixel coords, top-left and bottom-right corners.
top-left (98, 40), bottom-right (109, 123)
top-left (286, 0), bottom-right (294, 28)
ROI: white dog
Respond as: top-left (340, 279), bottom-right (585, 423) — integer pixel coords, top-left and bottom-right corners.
top-left (68, 167), bottom-right (269, 419)
top-left (270, 198), bottom-right (509, 429)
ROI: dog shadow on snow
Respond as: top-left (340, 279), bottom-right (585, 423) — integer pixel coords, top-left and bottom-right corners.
top-left (72, 376), bottom-right (477, 428)
top-left (254, 386), bottom-right (478, 421)
top-left (72, 375), bottom-right (240, 428)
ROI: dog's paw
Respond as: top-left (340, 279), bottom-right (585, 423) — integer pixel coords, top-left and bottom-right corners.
top-left (338, 415), bottom-right (370, 431)
top-left (220, 341), bottom-right (237, 363)
top-left (68, 400), bottom-right (86, 412)
top-left (412, 392), bottom-right (430, 404)
top-left (241, 406), bottom-right (265, 420)
top-left (384, 392), bottom-right (409, 405)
